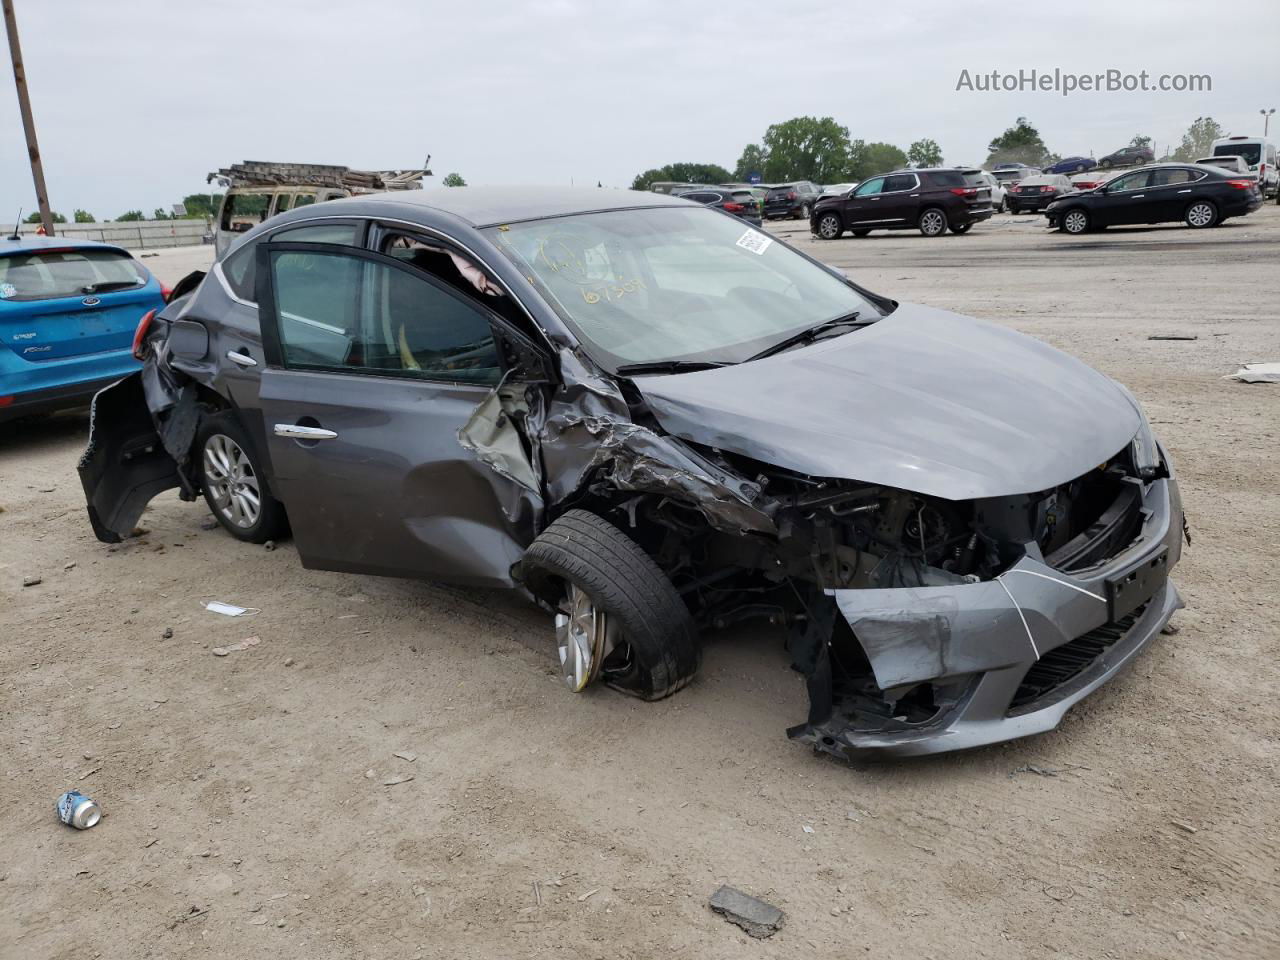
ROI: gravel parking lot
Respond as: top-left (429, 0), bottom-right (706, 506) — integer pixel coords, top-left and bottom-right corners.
top-left (3, 208), bottom-right (1277, 959)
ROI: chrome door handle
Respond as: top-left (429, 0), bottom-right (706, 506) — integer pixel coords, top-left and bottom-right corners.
top-left (274, 423), bottom-right (338, 440)
top-left (1177, 189), bottom-right (1192, 193)
top-left (227, 350), bottom-right (257, 367)
top-left (1133, 194), bottom-right (1145, 198)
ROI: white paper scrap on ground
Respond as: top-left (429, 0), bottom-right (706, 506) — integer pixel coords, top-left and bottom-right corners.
top-left (1224, 362), bottom-right (1280, 384)
top-left (203, 601), bottom-right (260, 617)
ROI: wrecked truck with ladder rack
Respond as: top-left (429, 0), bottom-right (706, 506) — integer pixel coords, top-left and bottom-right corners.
top-left (77, 187), bottom-right (1187, 759)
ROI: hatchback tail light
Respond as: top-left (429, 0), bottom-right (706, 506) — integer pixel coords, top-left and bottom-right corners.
top-left (160, 283), bottom-right (173, 302)
top-left (949, 187), bottom-right (978, 197)
top-left (1225, 179), bottom-right (1254, 189)
top-left (722, 202), bottom-right (745, 213)
top-left (132, 308), bottom-right (158, 360)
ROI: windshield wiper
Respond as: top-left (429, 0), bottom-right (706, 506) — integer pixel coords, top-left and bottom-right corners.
top-left (614, 359), bottom-right (733, 376)
top-left (81, 279), bottom-right (143, 294)
top-left (746, 311), bottom-right (865, 362)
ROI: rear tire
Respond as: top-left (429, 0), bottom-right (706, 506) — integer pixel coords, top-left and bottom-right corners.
top-left (1185, 200), bottom-right (1217, 228)
top-left (520, 510), bottom-right (700, 701)
top-left (918, 207), bottom-right (948, 237)
top-left (799, 203), bottom-right (811, 219)
top-left (196, 412), bottom-right (287, 543)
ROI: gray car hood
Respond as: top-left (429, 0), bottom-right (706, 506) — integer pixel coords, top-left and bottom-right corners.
top-left (635, 303), bottom-right (1142, 501)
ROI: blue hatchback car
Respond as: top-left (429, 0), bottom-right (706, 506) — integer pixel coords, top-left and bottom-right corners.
top-left (0, 234), bottom-right (166, 422)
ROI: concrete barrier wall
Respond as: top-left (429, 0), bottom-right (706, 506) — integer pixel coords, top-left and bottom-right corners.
top-left (0, 220), bottom-right (210, 250)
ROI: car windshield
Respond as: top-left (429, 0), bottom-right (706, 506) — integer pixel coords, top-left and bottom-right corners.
top-left (0, 248), bottom-right (146, 302)
top-left (1213, 143), bottom-right (1261, 165)
top-left (485, 207), bottom-right (880, 368)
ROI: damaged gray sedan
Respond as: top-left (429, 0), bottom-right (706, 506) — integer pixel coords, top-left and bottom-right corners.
top-left (78, 187), bottom-right (1187, 758)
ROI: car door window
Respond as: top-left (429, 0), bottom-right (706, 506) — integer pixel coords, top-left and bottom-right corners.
top-left (1108, 172), bottom-right (1151, 192)
top-left (882, 174), bottom-right (917, 193)
top-left (223, 222), bottom-right (359, 302)
top-left (853, 178), bottom-right (885, 197)
top-left (265, 246), bottom-right (501, 385)
top-left (1151, 169), bottom-right (1195, 186)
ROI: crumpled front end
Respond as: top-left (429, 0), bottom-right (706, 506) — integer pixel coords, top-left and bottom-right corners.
top-left (789, 455), bottom-right (1185, 759)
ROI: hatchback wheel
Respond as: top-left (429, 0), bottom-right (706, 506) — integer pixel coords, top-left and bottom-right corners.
top-left (1185, 201), bottom-right (1216, 228)
top-left (918, 208), bottom-right (947, 237)
top-left (1060, 208), bottom-right (1090, 234)
top-left (800, 203), bottom-right (811, 219)
top-left (197, 413), bottom-right (286, 543)
top-left (816, 213), bottom-right (843, 240)
top-left (520, 510), bottom-right (700, 701)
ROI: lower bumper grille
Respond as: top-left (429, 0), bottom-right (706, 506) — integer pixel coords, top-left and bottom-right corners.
top-left (1009, 603), bottom-right (1147, 712)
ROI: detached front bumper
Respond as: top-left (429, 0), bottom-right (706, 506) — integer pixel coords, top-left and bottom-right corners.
top-left (792, 471), bottom-right (1185, 759)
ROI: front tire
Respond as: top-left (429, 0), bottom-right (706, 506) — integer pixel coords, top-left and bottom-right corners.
top-left (1060, 207), bottom-right (1090, 234)
top-left (1185, 200), bottom-right (1217, 228)
top-left (918, 207), bottom-right (948, 237)
top-left (197, 412), bottom-right (286, 543)
top-left (520, 510), bottom-right (700, 701)
top-left (815, 212), bottom-right (843, 240)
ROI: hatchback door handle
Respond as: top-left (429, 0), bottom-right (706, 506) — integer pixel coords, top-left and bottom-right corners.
top-left (227, 350), bottom-right (257, 367)
top-left (274, 423), bottom-right (338, 440)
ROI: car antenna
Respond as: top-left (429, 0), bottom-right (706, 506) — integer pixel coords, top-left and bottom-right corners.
top-left (6, 209), bottom-right (20, 241)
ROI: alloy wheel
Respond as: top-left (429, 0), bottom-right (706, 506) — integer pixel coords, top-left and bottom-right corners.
top-left (1063, 210), bottom-right (1089, 234)
top-left (1186, 202), bottom-right (1214, 228)
top-left (203, 433), bottom-right (261, 529)
top-left (920, 209), bottom-right (946, 236)
top-left (817, 214), bottom-right (841, 239)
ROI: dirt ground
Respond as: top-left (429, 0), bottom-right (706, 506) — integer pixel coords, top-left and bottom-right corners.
top-left (2, 206), bottom-right (1277, 960)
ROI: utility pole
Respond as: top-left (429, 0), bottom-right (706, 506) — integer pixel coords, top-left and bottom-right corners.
top-left (3, 0), bottom-right (54, 236)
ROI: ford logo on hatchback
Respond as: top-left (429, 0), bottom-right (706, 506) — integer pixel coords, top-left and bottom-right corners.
top-left (82, 296), bottom-right (101, 306)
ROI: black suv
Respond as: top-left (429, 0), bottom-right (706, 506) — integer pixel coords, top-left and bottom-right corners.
top-left (811, 168), bottom-right (993, 239)
top-left (763, 181), bottom-right (822, 220)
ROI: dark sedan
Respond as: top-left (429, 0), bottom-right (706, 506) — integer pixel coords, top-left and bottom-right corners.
top-left (1006, 174), bottom-right (1075, 214)
top-left (1044, 156), bottom-right (1096, 175)
top-left (78, 187), bottom-right (1183, 760)
top-left (676, 187), bottom-right (763, 226)
top-left (1046, 163), bottom-right (1262, 233)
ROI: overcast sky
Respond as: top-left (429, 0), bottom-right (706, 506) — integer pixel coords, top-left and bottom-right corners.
top-left (3, 0), bottom-right (1278, 218)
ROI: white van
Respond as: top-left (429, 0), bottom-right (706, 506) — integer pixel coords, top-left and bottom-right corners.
top-left (1210, 136), bottom-right (1278, 198)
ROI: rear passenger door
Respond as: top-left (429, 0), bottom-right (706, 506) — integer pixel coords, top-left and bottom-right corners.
top-left (1147, 168), bottom-right (1202, 221)
top-left (252, 242), bottom-right (547, 587)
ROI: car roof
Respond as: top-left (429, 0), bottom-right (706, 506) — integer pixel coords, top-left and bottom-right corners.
top-left (341, 186), bottom-right (694, 228)
top-left (0, 234), bottom-right (130, 256)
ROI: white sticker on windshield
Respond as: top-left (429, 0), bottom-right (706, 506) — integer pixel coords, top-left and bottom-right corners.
top-left (0, 283), bottom-right (15, 299)
top-left (735, 230), bottom-right (773, 256)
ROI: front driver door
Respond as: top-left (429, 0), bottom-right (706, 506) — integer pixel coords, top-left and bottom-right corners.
top-left (1093, 170), bottom-right (1152, 226)
top-left (253, 241), bottom-right (546, 587)
top-left (843, 177), bottom-right (886, 225)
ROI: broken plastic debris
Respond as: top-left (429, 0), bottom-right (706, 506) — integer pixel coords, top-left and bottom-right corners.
top-left (382, 775), bottom-right (414, 786)
top-left (801, 824), bottom-right (815, 834)
top-left (708, 885), bottom-right (785, 939)
top-left (1223, 362), bottom-right (1280, 384)
top-left (212, 636), bottom-right (261, 657)
top-left (203, 601), bottom-right (260, 617)
top-left (393, 751), bottom-right (417, 762)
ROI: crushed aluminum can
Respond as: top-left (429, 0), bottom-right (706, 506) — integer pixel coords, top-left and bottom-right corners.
top-left (55, 790), bottom-right (102, 830)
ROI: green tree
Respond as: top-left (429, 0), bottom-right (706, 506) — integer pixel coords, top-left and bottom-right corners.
top-left (733, 143), bottom-right (768, 181)
top-left (985, 116), bottom-right (1052, 167)
top-left (442, 172), bottom-right (467, 187)
top-left (115, 210), bottom-right (145, 222)
top-left (152, 208), bottom-right (172, 221)
top-left (759, 116), bottom-right (851, 183)
top-left (630, 162), bottom-right (733, 191)
top-left (1129, 134), bottom-right (1152, 149)
top-left (1171, 117), bottom-right (1223, 162)
top-left (847, 140), bottom-right (909, 181)
top-left (906, 138), bottom-right (944, 168)
top-left (24, 210), bottom-right (67, 224)
top-left (180, 193), bottom-right (223, 219)
top-left (73, 209), bottom-right (95, 223)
